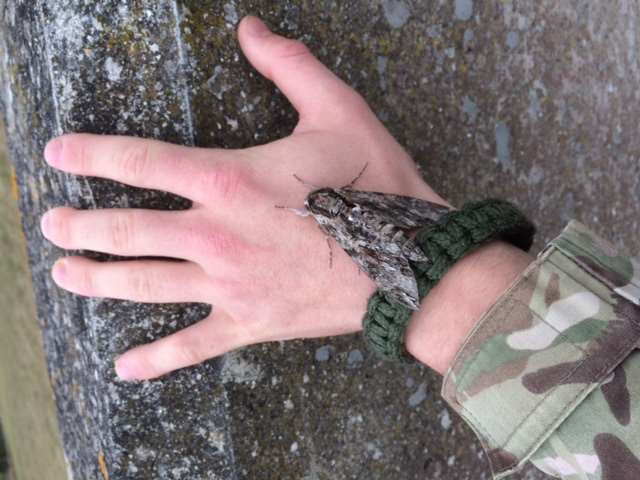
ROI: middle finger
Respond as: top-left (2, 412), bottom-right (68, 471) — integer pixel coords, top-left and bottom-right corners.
top-left (41, 206), bottom-right (204, 261)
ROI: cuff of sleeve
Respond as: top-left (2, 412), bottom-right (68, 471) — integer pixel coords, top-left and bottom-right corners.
top-left (440, 220), bottom-right (640, 479)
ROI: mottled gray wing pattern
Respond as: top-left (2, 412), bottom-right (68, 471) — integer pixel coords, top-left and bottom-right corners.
top-left (348, 206), bottom-right (428, 263)
top-left (346, 243), bottom-right (421, 309)
top-left (335, 189), bottom-right (451, 228)
top-left (313, 210), bottom-right (423, 309)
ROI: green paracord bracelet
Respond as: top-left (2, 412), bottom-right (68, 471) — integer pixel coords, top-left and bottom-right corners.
top-left (362, 198), bottom-right (536, 363)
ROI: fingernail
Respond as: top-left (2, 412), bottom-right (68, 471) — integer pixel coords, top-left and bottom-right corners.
top-left (246, 16), bottom-right (270, 37)
top-left (115, 355), bottom-right (140, 381)
top-left (52, 259), bottom-right (67, 283)
top-left (44, 137), bottom-right (63, 166)
top-left (40, 211), bottom-right (53, 238)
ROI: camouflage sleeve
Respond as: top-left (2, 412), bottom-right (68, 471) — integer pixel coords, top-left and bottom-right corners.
top-left (440, 220), bottom-right (640, 479)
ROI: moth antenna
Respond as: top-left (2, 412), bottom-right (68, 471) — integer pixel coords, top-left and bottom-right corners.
top-left (342, 162), bottom-right (369, 189)
top-left (292, 173), bottom-right (319, 190)
top-left (275, 204), bottom-right (311, 217)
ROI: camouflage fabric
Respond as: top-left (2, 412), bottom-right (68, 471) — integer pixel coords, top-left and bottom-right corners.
top-left (440, 220), bottom-right (640, 479)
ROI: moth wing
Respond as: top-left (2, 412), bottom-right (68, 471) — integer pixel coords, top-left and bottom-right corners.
top-left (312, 195), bottom-right (431, 310)
top-left (366, 223), bottom-right (428, 263)
top-left (338, 189), bottom-right (451, 228)
top-left (328, 216), bottom-right (420, 310)
top-left (344, 243), bottom-right (420, 310)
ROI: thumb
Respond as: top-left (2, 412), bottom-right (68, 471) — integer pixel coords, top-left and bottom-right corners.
top-left (237, 16), bottom-right (368, 128)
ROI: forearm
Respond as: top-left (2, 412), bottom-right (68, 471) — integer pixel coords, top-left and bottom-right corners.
top-left (432, 221), bottom-right (640, 479)
top-left (405, 240), bottom-right (532, 375)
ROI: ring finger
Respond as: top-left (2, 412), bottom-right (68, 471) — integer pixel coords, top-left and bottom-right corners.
top-left (51, 256), bottom-right (217, 304)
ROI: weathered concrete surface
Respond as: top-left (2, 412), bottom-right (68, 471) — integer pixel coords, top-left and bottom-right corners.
top-left (1, 1), bottom-right (639, 479)
top-left (0, 128), bottom-right (68, 480)
top-left (0, 420), bottom-right (12, 479)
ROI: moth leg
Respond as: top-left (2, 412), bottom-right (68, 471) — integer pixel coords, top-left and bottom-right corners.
top-left (326, 237), bottom-right (334, 269)
top-left (275, 205), bottom-right (311, 217)
top-left (341, 162), bottom-right (369, 189)
top-left (292, 173), bottom-right (320, 190)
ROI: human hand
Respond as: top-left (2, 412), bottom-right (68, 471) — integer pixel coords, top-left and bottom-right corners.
top-left (40, 16), bottom-right (447, 380)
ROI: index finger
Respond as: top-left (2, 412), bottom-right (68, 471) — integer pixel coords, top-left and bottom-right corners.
top-left (44, 133), bottom-right (246, 205)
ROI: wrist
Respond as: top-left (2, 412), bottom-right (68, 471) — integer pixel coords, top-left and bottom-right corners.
top-left (405, 240), bottom-right (532, 374)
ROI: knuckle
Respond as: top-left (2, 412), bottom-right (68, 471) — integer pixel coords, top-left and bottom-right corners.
top-left (196, 164), bottom-right (248, 201)
top-left (188, 225), bottom-right (240, 258)
top-left (129, 269), bottom-right (155, 301)
top-left (173, 341), bottom-right (203, 368)
top-left (50, 207), bottom-right (75, 248)
top-left (109, 211), bottom-right (135, 251)
top-left (217, 277), bottom-right (244, 302)
top-left (133, 354), bottom-right (163, 380)
top-left (236, 270), bottom-right (260, 297)
top-left (77, 263), bottom-right (96, 295)
top-left (119, 143), bottom-right (151, 180)
top-left (332, 90), bottom-right (372, 126)
top-left (218, 270), bottom-right (260, 304)
top-left (276, 38), bottom-right (311, 61)
top-left (76, 139), bottom-right (95, 173)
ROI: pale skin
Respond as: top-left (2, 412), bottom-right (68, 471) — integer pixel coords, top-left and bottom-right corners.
top-left (40, 16), bottom-right (532, 381)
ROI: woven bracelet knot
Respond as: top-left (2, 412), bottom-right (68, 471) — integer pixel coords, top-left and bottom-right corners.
top-left (362, 198), bottom-right (535, 363)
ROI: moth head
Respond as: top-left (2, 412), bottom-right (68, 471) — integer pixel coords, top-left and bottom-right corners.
top-left (306, 189), bottom-right (346, 218)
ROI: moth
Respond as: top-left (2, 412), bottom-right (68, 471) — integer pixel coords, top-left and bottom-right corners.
top-left (281, 165), bottom-right (452, 310)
